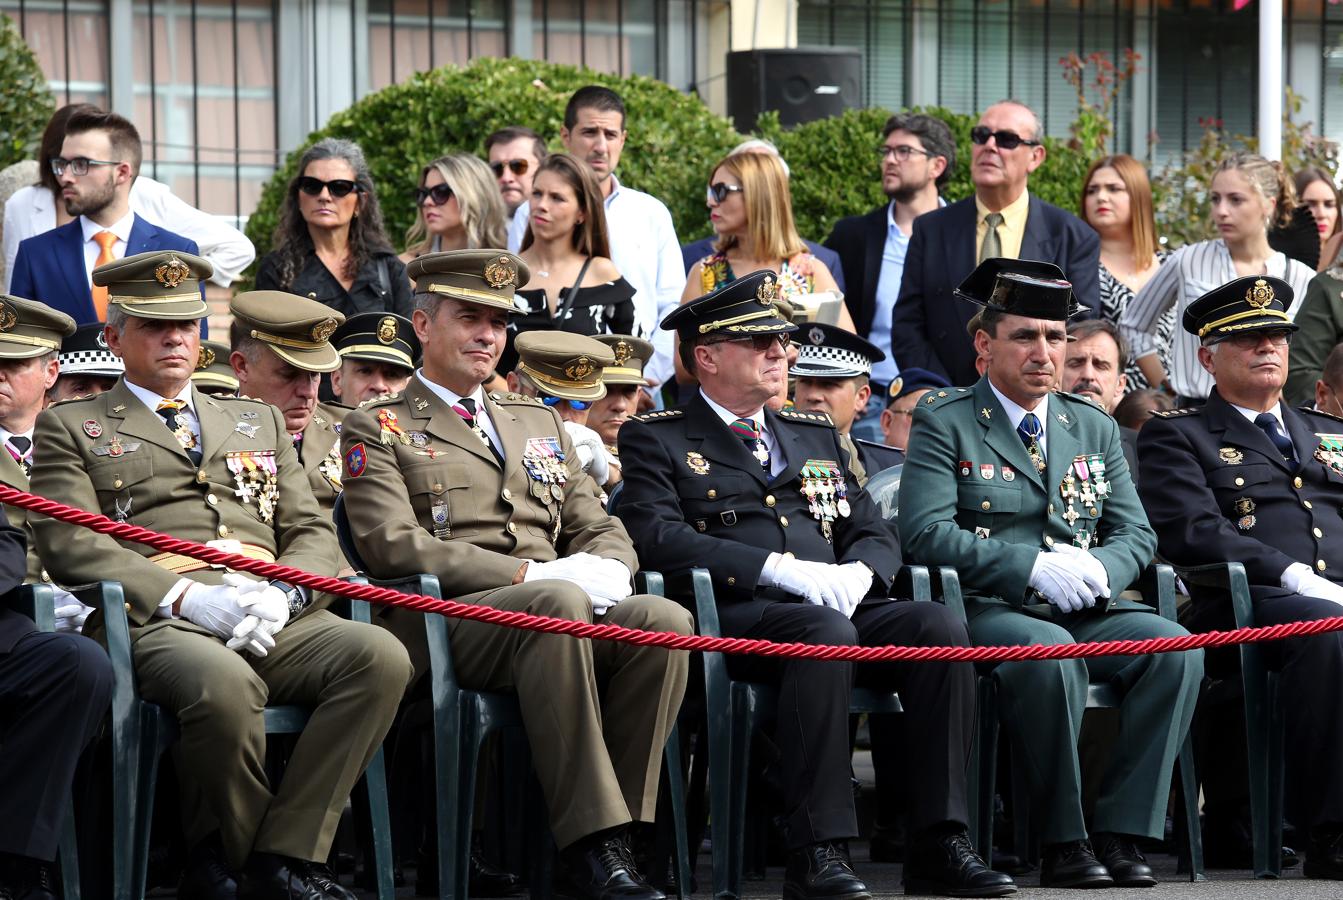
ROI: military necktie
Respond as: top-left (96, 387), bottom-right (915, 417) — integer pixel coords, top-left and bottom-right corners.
top-left (157, 400), bottom-right (202, 466)
top-left (1017, 412), bottom-right (1046, 473)
top-left (292, 431), bottom-right (304, 463)
top-left (980, 212), bottom-right (1004, 263)
top-left (1254, 412), bottom-right (1296, 463)
top-left (730, 417), bottom-right (770, 471)
top-left (453, 398), bottom-right (503, 464)
top-left (6, 435), bottom-right (32, 477)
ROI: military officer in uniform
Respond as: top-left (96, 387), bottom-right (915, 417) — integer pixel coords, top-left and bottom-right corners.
top-left (329, 312), bottom-right (417, 405)
top-left (590, 334), bottom-right (654, 455)
top-left (52, 320), bottom-right (124, 402)
top-left (618, 271), bottom-right (1013, 899)
top-left (31, 250), bottom-right (412, 900)
top-left (229, 293), bottom-right (349, 516)
top-left (1137, 275), bottom-right (1343, 879)
top-left (790, 322), bottom-right (904, 484)
top-left (339, 249), bottom-right (692, 900)
top-left (899, 259), bottom-right (1203, 888)
top-left (192, 340), bottom-right (240, 397)
top-left (881, 368), bottom-right (951, 451)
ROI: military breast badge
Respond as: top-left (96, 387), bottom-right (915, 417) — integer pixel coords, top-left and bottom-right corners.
top-left (226, 449), bottom-right (280, 523)
top-left (1314, 434), bottom-right (1343, 477)
top-left (377, 409), bottom-right (411, 446)
top-left (800, 458), bottom-right (850, 543)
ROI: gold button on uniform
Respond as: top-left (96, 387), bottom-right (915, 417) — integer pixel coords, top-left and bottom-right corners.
top-left (502, 488), bottom-right (512, 500)
top-left (981, 500), bottom-right (991, 511)
top-left (765, 495), bottom-right (776, 507)
top-left (1295, 477), bottom-right (1304, 489)
top-left (707, 489), bottom-right (718, 499)
top-left (1304, 500), bottom-right (1314, 509)
top-left (124, 602), bottom-right (132, 613)
top-left (1047, 503), bottom-right (1055, 515)
top-left (1044, 536), bottom-right (1055, 547)
top-left (1320, 560), bottom-right (1329, 572)
top-left (1315, 528), bottom-right (1324, 539)
top-left (113, 478), bottom-right (123, 489)
top-left (507, 522), bottom-right (517, 534)
top-left (196, 470), bottom-right (208, 484)
top-left (433, 483), bottom-right (443, 493)
top-left (1089, 507), bottom-right (1099, 517)
top-left (218, 525), bottom-right (230, 537)
top-left (779, 516), bottom-right (789, 527)
top-left (727, 576), bottom-right (736, 586)
top-left (1235, 477), bottom-right (1245, 487)
top-left (206, 494), bottom-right (218, 506)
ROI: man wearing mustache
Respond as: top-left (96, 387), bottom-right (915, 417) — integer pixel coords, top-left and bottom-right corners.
top-left (1062, 319), bottom-right (1142, 481)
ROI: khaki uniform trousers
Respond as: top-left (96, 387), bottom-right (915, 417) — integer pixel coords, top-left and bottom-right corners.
top-left (379, 580), bottom-right (692, 849)
top-left (133, 609), bottom-right (413, 867)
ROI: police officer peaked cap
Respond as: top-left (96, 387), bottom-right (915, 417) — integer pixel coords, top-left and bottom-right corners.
top-left (955, 258), bottom-right (1086, 321)
top-left (58, 322), bottom-right (122, 375)
top-left (789, 322), bottom-right (885, 378)
top-left (1181, 275), bottom-right (1297, 342)
top-left (660, 270), bottom-right (797, 340)
top-left (332, 312), bottom-right (419, 372)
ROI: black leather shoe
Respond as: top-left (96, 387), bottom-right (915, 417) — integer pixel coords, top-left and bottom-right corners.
top-left (240, 853), bottom-right (356, 900)
top-left (1093, 833), bottom-right (1157, 887)
top-left (12, 861), bottom-right (58, 900)
top-left (904, 830), bottom-right (1017, 897)
top-left (1039, 840), bottom-right (1114, 889)
top-left (179, 838), bottom-right (239, 900)
top-left (782, 843), bottom-right (870, 900)
top-left (415, 843), bottom-right (523, 897)
top-left (1306, 828), bottom-right (1343, 879)
top-left (562, 833), bottom-right (665, 900)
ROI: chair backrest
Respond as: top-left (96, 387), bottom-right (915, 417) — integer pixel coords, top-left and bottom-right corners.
top-left (864, 463), bottom-right (902, 520)
top-left (332, 492), bottom-right (369, 572)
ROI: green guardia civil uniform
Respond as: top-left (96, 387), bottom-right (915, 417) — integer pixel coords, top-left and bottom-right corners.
top-left (30, 252), bottom-right (412, 868)
top-left (897, 262), bottom-right (1203, 845)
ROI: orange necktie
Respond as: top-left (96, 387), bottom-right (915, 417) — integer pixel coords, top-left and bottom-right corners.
top-left (90, 231), bottom-right (118, 320)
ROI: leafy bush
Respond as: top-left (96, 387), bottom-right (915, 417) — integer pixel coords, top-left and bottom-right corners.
top-left (0, 13), bottom-right (54, 169)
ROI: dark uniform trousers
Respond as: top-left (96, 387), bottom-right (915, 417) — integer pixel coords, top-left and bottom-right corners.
top-left (616, 396), bottom-right (976, 850)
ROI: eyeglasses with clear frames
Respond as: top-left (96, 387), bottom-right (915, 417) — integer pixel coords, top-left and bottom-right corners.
top-left (50, 157), bottom-right (122, 176)
top-left (877, 145), bottom-right (935, 162)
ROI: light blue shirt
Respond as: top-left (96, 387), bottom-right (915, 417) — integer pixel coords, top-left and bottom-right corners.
top-left (870, 197), bottom-right (945, 387)
top-left (988, 379), bottom-right (1050, 460)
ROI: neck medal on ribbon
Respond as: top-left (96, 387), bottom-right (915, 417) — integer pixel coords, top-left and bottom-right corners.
top-left (226, 449), bottom-right (280, 523)
top-left (799, 458), bottom-right (850, 544)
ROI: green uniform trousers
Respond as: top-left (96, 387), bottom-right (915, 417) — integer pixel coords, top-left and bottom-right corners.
top-left (379, 581), bottom-right (692, 850)
top-left (968, 600), bottom-right (1203, 844)
top-left (133, 609), bottom-right (413, 867)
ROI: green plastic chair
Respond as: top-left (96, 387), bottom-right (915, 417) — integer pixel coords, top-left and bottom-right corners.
top-left (1177, 561), bottom-right (1282, 879)
top-left (92, 579), bottom-right (396, 900)
top-left (960, 564), bottom-right (1205, 881)
top-left (14, 583), bottom-right (83, 900)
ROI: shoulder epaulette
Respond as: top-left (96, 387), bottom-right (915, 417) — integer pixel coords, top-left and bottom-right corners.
top-left (1301, 405), bottom-right (1343, 425)
top-left (489, 390), bottom-right (541, 406)
top-left (49, 394), bottom-right (96, 407)
top-left (633, 409), bottom-right (684, 423)
top-left (777, 408), bottom-right (835, 427)
top-left (1152, 406), bottom-right (1200, 418)
top-left (1054, 389), bottom-right (1103, 409)
top-left (919, 388), bottom-right (971, 410)
top-left (358, 391), bottom-right (404, 408)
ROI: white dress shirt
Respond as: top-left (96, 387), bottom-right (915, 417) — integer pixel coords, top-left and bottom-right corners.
top-left (416, 371), bottom-right (505, 459)
top-left (988, 380), bottom-right (1050, 461)
top-left (80, 209), bottom-right (135, 285)
top-left (0, 425), bottom-right (35, 472)
top-left (3, 177), bottom-right (256, 291)
top-left (508, 174), bottom-right (684, 390)
top-left (699, 389), bottom-right (786, 478)
top-left (124, 378), bottom-right (200, 446)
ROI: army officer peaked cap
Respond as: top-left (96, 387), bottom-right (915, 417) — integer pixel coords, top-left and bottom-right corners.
top-left (0, 295), bottom-right (76, 359)
top-left (407, 249), bottom-right (530, 313)
top-left (661, 269), bottom-right (797, 341)
top-left (515, 331), bottom-right (614, 402)
top-left (93, 250), bottom-right (212, 320)
top-left (955, 257), bottom-right (1086, 321)
top-left (593, 334), bottom-right (654, 386)
top-left (1182, 275), bottom-right (1297, 342)
top-left (230, 291), bottom-right (345, 373)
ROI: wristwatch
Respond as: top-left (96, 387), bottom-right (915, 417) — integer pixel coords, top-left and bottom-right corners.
top-left (272, 581), bottom-right (306, 618)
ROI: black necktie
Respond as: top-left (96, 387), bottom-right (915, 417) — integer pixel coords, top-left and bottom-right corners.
top-left (157, 401), bottom-right (203, 466)
top-left (292, 432), bottom-right (303, 463)
top-left (7, 436), bottom-right (31, 476)
top-left (1255, 413), bottom-right (1296, 463)
top-left (454, 398), bottom-right (503, 464)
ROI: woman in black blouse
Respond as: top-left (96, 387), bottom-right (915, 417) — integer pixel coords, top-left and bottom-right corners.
top-left (254, 138), bottom-right (413, 318)
top-left (501, 153), bottom-right (634, 375)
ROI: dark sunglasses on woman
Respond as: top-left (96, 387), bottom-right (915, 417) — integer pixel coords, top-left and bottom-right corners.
top-left (706, 182), bottom-right (745, 204)
top-left (490, 159), bottom-right (530, 177)
top-left (415, 184), bottom-right (455, 206)
top-left (297, 176), bottom-right (361, 198)
top-left (969, 126), bottom-right (1041, 150)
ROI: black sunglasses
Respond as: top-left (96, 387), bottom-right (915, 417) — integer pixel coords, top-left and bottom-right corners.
top-left (298, 176), bottom-right (362, 198)
top-left (970, 126), bottom-right (1041, 150)
top-left (415, 184), bottom-right (455, 206)
top-left (706, 182), bottom-right (745, 204)
top-left (707, 333), bottom-right (791, 353)
top-left (490, 159), bottom-right (531, 177)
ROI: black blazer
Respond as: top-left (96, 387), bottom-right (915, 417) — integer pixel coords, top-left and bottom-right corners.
top-left (823, 204), bottom-right (889, 339)
top-left (0, 508), bottom-right (35, 654)
top-left (678, 238), bottom-right (847, 296)
top-left (891, 195), bottom-right (1100, 385)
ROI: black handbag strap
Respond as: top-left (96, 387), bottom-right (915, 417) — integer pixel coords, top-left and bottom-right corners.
top-left (554, 256), bottom-right (594, 322)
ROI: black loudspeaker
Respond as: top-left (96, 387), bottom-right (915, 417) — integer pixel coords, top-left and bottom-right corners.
top-left (727, 47), bottom-right (863, 132)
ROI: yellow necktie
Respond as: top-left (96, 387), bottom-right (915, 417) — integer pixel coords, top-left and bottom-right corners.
top-left (91, 231), bottom-right (118, 320)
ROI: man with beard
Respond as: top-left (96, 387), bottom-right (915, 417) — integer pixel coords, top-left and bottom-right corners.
top-left (824, 114), bottom-right (953, 440)
top-left (10, 107), bottom-right (203, 327)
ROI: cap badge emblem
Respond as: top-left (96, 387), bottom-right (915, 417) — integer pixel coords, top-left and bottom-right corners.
top-left (311, 318), bottom-right (338, 343)
top-left (196, 347), bottom-right (215, 370)
top-left (565, 356), bottom-right (595, 381)
top-left (756, 275), bottom-right (778, 305)
top-left (96, 331), bottom-right (108, 349)
top-left (154, 256), bottom-right (190, 288)
top-left (0, 304), bottom-right (15, 333)
top-left (1246, 278), bottom-right (1274, 309)
top-left (377, 316), bottom-right (398, 344)
top-left (613, 341), bottom-right (632, 365)
top-left (808, 327), bottom-right (825, 345)
top-left (990, 281), bottom-right (1012, 306)
top-left (484, 256), bottom-right (518, 289)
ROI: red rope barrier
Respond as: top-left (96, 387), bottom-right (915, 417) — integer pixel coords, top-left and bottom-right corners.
top-left (7, 482), bottom-right (1341, 662)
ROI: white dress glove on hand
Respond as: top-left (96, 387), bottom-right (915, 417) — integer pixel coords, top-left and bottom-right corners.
top-left (52, 588), bottom-right (94, 634)
top-left (1028, 552), bottom-right (1095, 613)
top-left (223, 575), bottom-right (291, 656)
top-left (563, 421), bottom-right (610, 484)
top-left (1048, 543), bottom-right (1111, 600)
top-left (1282, 562), bottom-right (1343, 607)
top-left (178, 580), bottom-right (251, 642)
top-left (762, 554), bottom-right (842, 609)
top-left (523, 553), bottom-right (630, 613)
top-left (832, 562), bottom-right (875, 618)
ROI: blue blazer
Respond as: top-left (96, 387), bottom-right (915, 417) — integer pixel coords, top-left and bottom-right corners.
top-left (679, 237), bottom-right (847, 296)
top-left (890, 195), bottom-right (1099, 386)
top-left (10, 215), bottom-right (205, 329)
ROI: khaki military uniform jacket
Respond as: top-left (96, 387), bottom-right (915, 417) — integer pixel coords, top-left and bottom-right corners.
top-left (31, 379), bottom-right (341, 634)
top-left (0, 444), bottom-right (43, 582)
top-left (339, 374), bottom-right (637, 592)
top-left (301, 401), bottom-right (348, 515)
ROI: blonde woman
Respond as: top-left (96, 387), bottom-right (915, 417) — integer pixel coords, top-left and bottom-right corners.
top-left (399, 153), bottom-right (509, 262)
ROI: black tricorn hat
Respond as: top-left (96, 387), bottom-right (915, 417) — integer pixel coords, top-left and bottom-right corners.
top-left (955, 258), bottom-right (1086, 321)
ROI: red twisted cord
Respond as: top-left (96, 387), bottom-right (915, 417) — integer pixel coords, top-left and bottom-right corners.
top-left (7, 482), bottom-right (1343, 662)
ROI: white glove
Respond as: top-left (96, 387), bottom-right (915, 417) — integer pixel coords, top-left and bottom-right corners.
top-left (179, 575), bottom-right (282, 657)
top-left (53, 588), bottom-right (93, 634)
top-left (224, 575), bottom-right (291, 656)
top-left (564, 421), bottom-right (610, 484)
top-left (1048, 543), bottom-right (1112, 600)
top-left (1028, 552), bottom-right (1095, 613)
top-left (832, 562), bottom-right (875, 618)
top-left (523, 552), bottom-right (632, 613)
top-left (1282, 562), bottom-right (1343, 607)
top-left (762, 555), bottom-right (843, 609)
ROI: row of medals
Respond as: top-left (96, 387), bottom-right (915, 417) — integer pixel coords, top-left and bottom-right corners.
top-left (522, 447), bottom-right (566, 542)
top-left (1059, 464), bottom-right (1110, 547)
top-left (802, 470), bottom-right (850, 543)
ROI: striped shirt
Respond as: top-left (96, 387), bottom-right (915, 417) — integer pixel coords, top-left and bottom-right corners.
top-left (1118, 239), bottom-right (1314, 399)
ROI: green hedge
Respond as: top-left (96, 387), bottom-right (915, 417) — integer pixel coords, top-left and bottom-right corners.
top-left (0, 13), bottom-right (54, 170)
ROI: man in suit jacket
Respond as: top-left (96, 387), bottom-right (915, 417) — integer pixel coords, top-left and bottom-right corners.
top-left (899, 259), bottom-right (1201, 888)
top-left (1138, 275), bottom-right (1343, 880)
top-left (31, 250), bottom-right (411, 900)
top-left (824, 114), bottom-right (955, 441)
top-left (8, 107), bottom-right (204, 328)
top-left (1061, 319), bottom-right (1142, 479)
top-left (618, 271), bottom-right (1012, 899)
top-left (340, 250), bottom-right (691, 900)
top-left (892, 101), bottom-right (1099, 385)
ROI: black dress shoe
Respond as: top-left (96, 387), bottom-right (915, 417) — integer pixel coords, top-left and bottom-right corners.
top-left (1093, 833), bottom-right (1157, 888)
top-left (562, 833), bottom-right (665, 900)
top-left (1306, 828), bottom-right (1343, 879)
top-left (240, 853), bottom-right (356, 900)
top-left (415, 843), bottom-right (523, 897)
top-left (1039, 840), bottom-right (1114, 889)
top-left (904, 830), bottom-right (1017, 898)
top-left (179, 838), bottom-right (239, 900)
top-left (782, 843), bottom-right (871, 900)
top-left (12, 862), bottom-right (58, 900)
